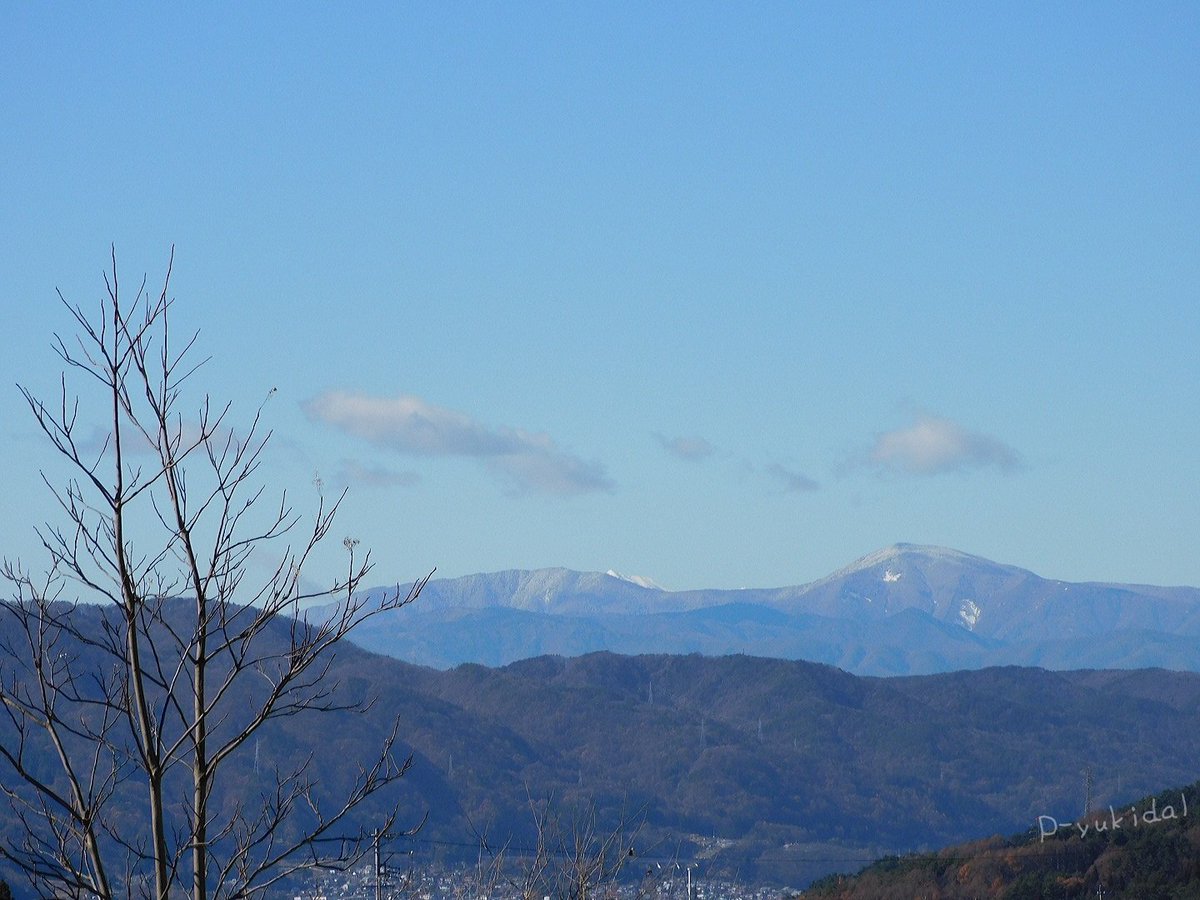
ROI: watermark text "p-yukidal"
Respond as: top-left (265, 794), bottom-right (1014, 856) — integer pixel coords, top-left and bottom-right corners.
top-left (1038, 793), bottom-right (1188, 842)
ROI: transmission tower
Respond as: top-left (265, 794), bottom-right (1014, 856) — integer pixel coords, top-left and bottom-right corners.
top-left (1083, 765), bottom-right (1094, 818)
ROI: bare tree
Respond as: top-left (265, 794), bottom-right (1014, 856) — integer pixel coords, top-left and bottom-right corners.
top-left (0, 250), bottom-right (430, 900)
top-left (466, 794), bottom-right (657, 900)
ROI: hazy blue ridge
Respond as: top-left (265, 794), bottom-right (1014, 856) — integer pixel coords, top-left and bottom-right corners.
top-left (341, 544), bottom-right (1200, 674)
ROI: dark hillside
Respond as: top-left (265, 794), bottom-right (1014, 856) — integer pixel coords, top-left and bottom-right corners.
top-left (3, 603), bottom-right (1199, 889)
top-left (806, 782), bottom-right (1200, 899)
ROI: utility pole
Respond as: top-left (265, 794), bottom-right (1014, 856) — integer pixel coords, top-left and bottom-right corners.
top-left (374, 830), bottom-right (381, 900)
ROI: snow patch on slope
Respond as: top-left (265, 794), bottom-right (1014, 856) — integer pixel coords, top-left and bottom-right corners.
top-left (820, 544), bottom-right (976, 584)
top-left (606, 570), bottom-right (664, 591)
top-left (958, 599), bottom-right (981, 631)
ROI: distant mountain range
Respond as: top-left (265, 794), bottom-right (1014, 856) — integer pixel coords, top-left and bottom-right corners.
top-left (7, 596), bottom-right (1200, 889)
top-left (341, 544), bottom-right (1200, 674)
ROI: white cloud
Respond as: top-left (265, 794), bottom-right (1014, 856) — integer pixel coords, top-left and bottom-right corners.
top-left (334, 459), bottom-right (420, 489)
top-left (304, 391), bottom-right (613, 496)
top-left (765, 463), bottom-right (819, 493)
top-left (304, 391), bottom-right (517, 456)
top-left (869, 414), bottom-right (1021, 476)
top-left (487, 445), bottom-right (612, 496)
top-left (655, 434), bottom-right (715, 462)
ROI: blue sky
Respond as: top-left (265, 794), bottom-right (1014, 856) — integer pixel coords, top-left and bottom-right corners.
top-left (2, 3), bottom-right (1197, 591)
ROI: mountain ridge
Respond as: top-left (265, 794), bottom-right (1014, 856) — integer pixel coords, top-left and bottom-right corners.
top-left (6, 598), bottom-right (1200, 889)
top-left (342, 545), bottom-right (1200, 674)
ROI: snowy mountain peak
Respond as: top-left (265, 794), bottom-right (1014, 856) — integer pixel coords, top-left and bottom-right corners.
top-left (830, 544), bottom-right (1018, 579)
top-left (605, 570), bottom-right (664, 591)
top-left (341, 548), bottom-right (1200, 675)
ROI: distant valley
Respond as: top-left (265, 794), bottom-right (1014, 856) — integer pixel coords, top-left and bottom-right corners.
top-left (341, 544), bottom-right (1200, 674)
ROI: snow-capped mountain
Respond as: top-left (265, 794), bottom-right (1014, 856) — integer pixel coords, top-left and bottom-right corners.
top-left (604, 569), bottom-right (664, 590)
top-left (342, 545), bottom-right (1200, 675)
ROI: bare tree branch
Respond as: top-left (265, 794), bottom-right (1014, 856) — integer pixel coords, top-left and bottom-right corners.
top-left (1, 250), bottom-right (426, 900)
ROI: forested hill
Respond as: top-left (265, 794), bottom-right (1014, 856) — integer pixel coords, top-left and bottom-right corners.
top-left (4, 597), bottom-right (1200, 890)
top-left (806, 782), bottom-right (1200, 898)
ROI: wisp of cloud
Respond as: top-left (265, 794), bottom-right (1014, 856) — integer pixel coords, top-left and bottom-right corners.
top-left (304, 390), bottom-right (613, 495)
top-left (869, 414), bottom-right (1021, 476)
